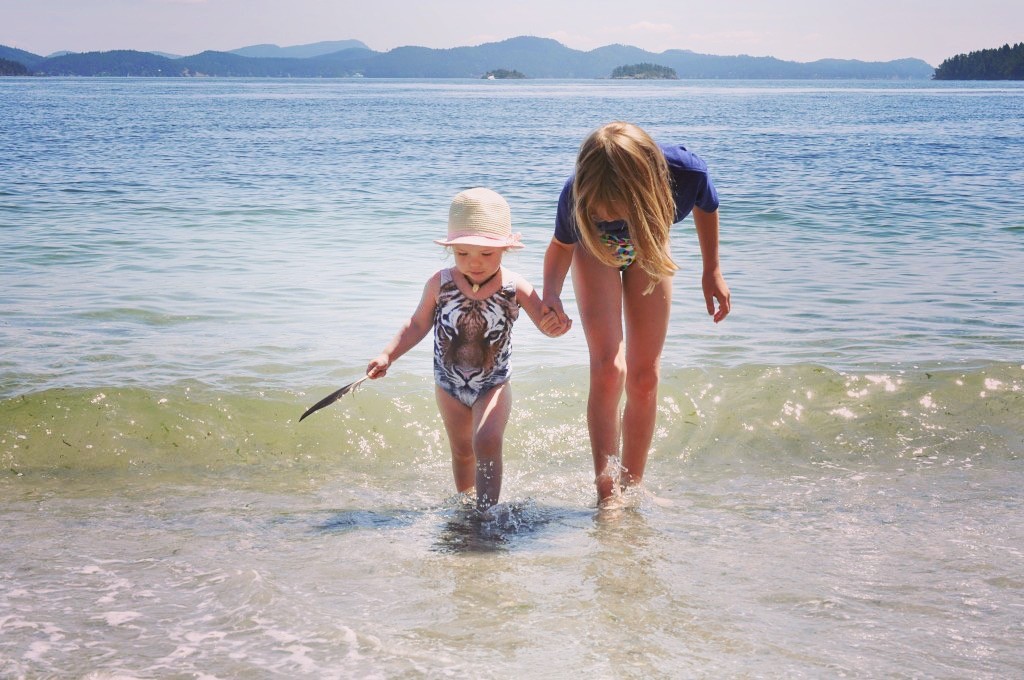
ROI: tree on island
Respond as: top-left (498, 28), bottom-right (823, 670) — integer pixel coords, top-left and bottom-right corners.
top-left (0, 58), bottom-right (29, 76)
top-left (483, 69), bottom-right (526, 79)
top-left (933, 43), bottom-right (1024, 80)
top-left (611, 63), bottom-right (678, 79)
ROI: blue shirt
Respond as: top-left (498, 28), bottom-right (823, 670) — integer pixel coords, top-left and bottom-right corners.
top-left (553, 143), bottom-right (719, 244)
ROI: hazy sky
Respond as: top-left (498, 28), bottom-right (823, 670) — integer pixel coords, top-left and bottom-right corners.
top-left (3, 0), bottom-right (1021, 67)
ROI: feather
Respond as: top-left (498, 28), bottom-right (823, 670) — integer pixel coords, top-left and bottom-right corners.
top-left (299, 375), bottom-right (370, 422)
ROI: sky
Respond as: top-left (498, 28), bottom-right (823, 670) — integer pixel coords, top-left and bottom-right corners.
top-left (2, 0), bottom-right (1022, 67)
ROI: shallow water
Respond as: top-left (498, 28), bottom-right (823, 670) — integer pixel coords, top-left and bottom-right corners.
top-left (3, 364), bottom-right (1022, 677)
top-left (2, 78), bottom-right (1023, 677)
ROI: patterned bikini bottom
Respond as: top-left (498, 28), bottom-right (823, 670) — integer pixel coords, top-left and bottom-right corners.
top-left (600, 232), bottom-right (637, 271)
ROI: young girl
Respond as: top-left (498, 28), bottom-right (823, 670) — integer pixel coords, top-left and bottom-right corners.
top-left (367, 187), bottom-right (570, 511)
top-left (541, 122), bottom-right (731, 504)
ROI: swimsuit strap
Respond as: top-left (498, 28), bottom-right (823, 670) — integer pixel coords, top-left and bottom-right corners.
top-left (499, 269), bottom-right (515, 293)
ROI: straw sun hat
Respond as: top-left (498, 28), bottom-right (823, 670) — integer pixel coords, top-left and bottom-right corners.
top-left (434, 187), bottom-right (524, 250)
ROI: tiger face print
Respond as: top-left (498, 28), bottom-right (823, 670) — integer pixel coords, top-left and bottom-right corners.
top-left (433, 272), bottom-right (519, 407)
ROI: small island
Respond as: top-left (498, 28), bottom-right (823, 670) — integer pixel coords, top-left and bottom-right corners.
top-left (483, 69), bottom-right (527, 80)
top-left (611, 63), bottom-right (678, 79)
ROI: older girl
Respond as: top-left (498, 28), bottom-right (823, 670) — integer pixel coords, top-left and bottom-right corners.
top-left (541, 122), bottom-right (731, 503)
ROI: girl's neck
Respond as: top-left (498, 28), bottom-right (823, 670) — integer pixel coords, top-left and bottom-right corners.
top-left (460, 267), bottom-right (500, 293)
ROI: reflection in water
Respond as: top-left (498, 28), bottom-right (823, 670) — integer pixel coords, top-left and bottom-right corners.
top-left (432, 498), bottom-right (575, 554)
top-left (434, 509), bottom-right (510, 554)
top-left (313, 508), bottom-right (421, 534)
top-left (583, 491), bottom-right (687, 675)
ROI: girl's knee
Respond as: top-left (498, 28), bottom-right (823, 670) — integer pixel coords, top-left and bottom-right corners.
top-left (450, 446), bottom-right (475, 467)
top-left (590, 354), bottom-right (626, 392)
top-left (626, 365), bottom-right (660, 400)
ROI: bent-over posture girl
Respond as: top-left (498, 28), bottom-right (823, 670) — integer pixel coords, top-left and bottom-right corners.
top-left (542, 122), bottom-right (731, 504)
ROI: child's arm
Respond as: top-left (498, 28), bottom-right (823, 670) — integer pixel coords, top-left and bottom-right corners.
top-left (514, 273), bottom-right (572, 337)
top-left (367, 273), bottom-right (440, 378)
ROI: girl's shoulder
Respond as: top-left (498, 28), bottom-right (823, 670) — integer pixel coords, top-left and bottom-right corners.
top-left (501, 268), bottom-right (536, 294)
top-left (660, 142), bottom-right (709, 174)
top-left (424, 269), bottom-right (450, 296)
top-left (433, 267), bottom-right (469, 283)
top-left (500, 267), bottom-right (521, 284)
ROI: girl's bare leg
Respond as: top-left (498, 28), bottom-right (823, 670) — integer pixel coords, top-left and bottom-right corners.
top-left (435, 385), bottom-right (476, 494)
top-left (471, 382), bottom-right (512, 510)
top-left (620, 268), bottom-right (671, 487)
top-left (571, 246), bottom-right (627, 502)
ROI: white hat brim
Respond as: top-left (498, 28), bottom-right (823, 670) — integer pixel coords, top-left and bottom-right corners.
top-left (433, 234), bottom-right (524, 249)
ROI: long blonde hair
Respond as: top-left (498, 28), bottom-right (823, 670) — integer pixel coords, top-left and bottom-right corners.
top-left (573, 122), bottom-right (677, 293)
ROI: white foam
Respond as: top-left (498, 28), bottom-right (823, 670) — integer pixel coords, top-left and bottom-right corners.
top-left (94, 611), bottom-right (142, 626)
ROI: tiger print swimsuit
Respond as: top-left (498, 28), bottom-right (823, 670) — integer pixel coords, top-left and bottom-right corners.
top-left (433, 268), bottom-right (520, 407)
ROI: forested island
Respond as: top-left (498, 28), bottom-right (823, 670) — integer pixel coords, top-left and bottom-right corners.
top-left (611, 63), bottom-right (678, 79)
top-left (483, 69), bottom-right (526, 79)
top-left (933, 43), bottom-right (1024, 80)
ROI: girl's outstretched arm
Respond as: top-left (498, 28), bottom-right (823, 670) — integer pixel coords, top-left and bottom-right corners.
top-left (693, 207), bottom-right (731, 323)
top-left (516, 273), bottom-right (572, 337)
top-left (368, 272), bottom-right (441, 378)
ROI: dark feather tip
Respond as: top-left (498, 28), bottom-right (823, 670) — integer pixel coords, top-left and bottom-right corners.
top-left (298, 378), bottom-right (365, 422)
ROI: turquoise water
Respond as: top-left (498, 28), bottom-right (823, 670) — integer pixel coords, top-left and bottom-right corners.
top-left (2, 78), bottom-right (1023, 677)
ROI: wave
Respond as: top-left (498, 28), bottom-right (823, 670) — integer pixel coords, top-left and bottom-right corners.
top-left (2, 363), bottom-right (1022, 476)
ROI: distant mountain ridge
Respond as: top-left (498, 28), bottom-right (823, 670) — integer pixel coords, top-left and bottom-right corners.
top-left (0, 36), bottom-right (935, 79)
top-left (1, 44), bottom-right (45, 69)
top-left (228, 39), bottom-right (369, 59)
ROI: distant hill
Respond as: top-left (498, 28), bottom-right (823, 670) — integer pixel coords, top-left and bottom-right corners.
top-left (38, 50), bottom-right (176, 77)
top-left (228, 40), bottom-right (369, 59)
top-left (0, 36), bottom-right (936, 79)
top-left (176, 49), bottom-right (374, 77)
top-left (19, 47), bottom-right (375, 77)
top-left (933, 43), bottom-right (1024, 80)
top-left (0, 57), bottom-right (29, 75)
top-left (0, 45), bottom-right (46, 69)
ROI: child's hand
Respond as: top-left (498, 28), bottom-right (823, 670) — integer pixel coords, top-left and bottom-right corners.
top-left (541, 296), bottom-right (570, 327)
top-left (539, 309), bottom-right (572, 337)
top-left (367, 354), bottom-right (390, 379)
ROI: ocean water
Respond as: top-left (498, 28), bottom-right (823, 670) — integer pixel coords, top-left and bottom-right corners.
top-left (2, 77), bottom-right (1023, 678)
